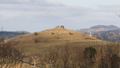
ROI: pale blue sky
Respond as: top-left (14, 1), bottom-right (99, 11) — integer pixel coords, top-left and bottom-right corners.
top-left (0, 0), bottom-right (120, 32)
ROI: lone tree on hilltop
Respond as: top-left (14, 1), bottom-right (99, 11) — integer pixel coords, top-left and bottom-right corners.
top-left (61, 25), bottom-right (64, 28)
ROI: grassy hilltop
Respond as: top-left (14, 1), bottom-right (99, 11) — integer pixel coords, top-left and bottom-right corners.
top-left (7, 28), bottom-right (97, 44)
top-left (5, 28), bottom-right (105, 56)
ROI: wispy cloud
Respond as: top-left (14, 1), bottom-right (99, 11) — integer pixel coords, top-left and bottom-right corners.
top-left (0, 0), bottom-right (120, 32)
top-left (0, 0), bottom-right (92, 22)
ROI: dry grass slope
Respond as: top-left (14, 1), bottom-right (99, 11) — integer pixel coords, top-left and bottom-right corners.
top-left (5, 28), bottom-right (105, 57)
top-left (6, 28), bottom-right (98, 44)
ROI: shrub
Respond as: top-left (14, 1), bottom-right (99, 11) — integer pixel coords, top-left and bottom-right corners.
top-left (83, 47), bottom-right (97, 59)
top-left (51, 32), bottom-right (54, 35)
top-left (34, 32), bottom-right (38, 36)
top-left (82, 47), bottom-right (97, 67)
top-left (69, 32), bottom-right (73, 35)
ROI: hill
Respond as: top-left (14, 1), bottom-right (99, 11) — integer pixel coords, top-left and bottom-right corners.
top-left (7, 28), bottom-right (97, 44)
top-left (90, 25), bottom-right (119, 29)
top-left (78, 25), bottom-right (119, 33)
top-left (92, 32), bottom-right (120, 42)
top-left (76, 25), bottom-right (120, 42)
top-left (5, 28), bottom-right (104, 56)
top-left (95, 28), bottom-right (120, 33)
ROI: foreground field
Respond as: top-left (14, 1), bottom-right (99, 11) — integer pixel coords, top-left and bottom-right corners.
top-left (15, 40), bottom-right (106, 56)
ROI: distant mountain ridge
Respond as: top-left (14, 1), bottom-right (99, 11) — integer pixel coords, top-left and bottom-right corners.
top-left (78, 25), bottom-right (120, 33)
top-left (4, 31), bottom-right (30, 34)
top-left (95, 28), bottom-right (120, 33)
top-left (90, 25), bottom-right (119, 29)
top-left (77, 25), bottom-right (120, 42)
top-left (0, 31), bottom-right (30, 40)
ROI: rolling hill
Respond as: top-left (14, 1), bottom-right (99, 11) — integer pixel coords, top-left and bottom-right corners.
top-left (7, 28), bottom-right (98, 44)
top-left (5, 28), bottom-right (104, 56)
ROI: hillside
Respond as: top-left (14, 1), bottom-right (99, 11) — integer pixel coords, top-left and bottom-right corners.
top-left (7, 28), bottom-right (97, 44)
top-left (92, 32), bottom-right (120, 42)
top-left (5, 28), bottom-right (104, 56)
top-left (95, 28), bottom-right (120, 33)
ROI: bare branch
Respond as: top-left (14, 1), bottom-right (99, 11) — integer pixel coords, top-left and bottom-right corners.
top-left (115, 12), bottom-right (120, 17)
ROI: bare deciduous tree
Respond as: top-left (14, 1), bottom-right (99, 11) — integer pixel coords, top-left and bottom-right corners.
top-left (31, 53), bottom-right (40, 67)
top-left (55, 25), bottom-right (60, 28)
